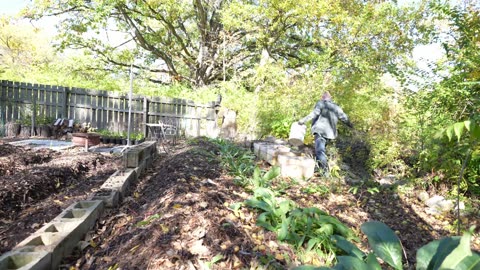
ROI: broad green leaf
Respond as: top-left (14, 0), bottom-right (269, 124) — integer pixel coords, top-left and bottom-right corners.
top-left (426, 236), bottom-right (461, 270)
top-left (361, 221), bottom-right (403, 270)
top-left (464, 120), bottom-right (472, 131)
top-left (471, 122), bottom-right (480, 139)
top-left (306, 237), bottom-right (320, 252)
top-left (205, 253), bottom-right (223, 267)
top-left (366, 253), bottom-right (382, 270)
top-left (439, 233), bottom-right (472, 269)
top-left (318, 216), bottom-right (356, 240)
top-left (316, 223), bottom-right (334, 236)
top-left (416, 239), bottom-right (442, 270)
top-left (263, 166), bottom-right (281, 181)
top-left (303, 207), bottom-right (329, 216)
top-left (335, 256), bottom-right (370, 270)
top-left (289, 231), bottom-right (302, 247)
top-left (292, 266), bottom-right (332, 270)
top-left (446, 126), bottom-right (454, 141)
top-left (245, 198), bottom-right (272, 212)
top-left (253, 166), bottom-right (261, 181)
top-left (228, 202), bottom-right (243, 211)
top-left (277, 200), bottom-right (294, 217)
top-left (278, 217), bottom-right (291, 241)
top-left (453, 122), bottom-right (466, 141)
top-left (454, 252), bottom-right (480, 270)
top-left (256, 212), bottom-right (276, 231)
top-left (253, 187), bottom-right (275, 199)
top-left (331, 235), bottom-right (365, 260)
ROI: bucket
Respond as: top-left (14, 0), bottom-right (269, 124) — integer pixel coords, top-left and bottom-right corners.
top-left (288, 122), bottom-right (306, 146)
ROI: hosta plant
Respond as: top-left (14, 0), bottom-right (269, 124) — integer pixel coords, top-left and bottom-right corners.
top-left (294, 221), bottom-right (480, 270)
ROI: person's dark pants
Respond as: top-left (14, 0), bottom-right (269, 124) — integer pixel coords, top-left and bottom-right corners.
top-left (314, 133), bottom-right (329, 175)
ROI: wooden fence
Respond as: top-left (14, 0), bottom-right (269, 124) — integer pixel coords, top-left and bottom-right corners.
top-left (0, 80), bottom-right (221, 138)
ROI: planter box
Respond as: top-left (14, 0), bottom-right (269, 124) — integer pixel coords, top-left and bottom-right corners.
top-left (71, 133), bottom-right (101, 147)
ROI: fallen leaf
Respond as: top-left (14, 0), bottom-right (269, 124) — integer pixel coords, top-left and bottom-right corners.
top-left (189, 239), bottom-right (210, 255)
top-left (160, 224), bottom-right (169, 233)
top-left (89, 239), bottom-right (97, 248)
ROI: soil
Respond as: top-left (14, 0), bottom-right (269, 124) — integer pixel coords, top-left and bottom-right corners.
top-left (0, 137), bottom-right (479, 270)
top-left (0, 139), bottom-right (121, 254)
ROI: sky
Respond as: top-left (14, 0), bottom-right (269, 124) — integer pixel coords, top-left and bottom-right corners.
top-left (0, 0), bottom-right (58, 34)
top-left (0, 0), bottom-right (29, 16)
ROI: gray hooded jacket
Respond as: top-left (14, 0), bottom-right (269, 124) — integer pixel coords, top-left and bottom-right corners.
top-left (299, 100), bottom-right (350, 140)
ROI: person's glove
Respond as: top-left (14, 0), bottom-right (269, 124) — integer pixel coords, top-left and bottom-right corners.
top-left (346, 121), bottom-right (354, 129)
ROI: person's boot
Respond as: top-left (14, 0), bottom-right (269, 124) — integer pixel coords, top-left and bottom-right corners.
top-left (316, 162), bottom-right (330, 177)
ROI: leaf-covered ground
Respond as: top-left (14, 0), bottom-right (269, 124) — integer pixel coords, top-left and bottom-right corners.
top-left (61, 138), bottom-right (479, 270)
top-left (0, 138), bottom-right (478, 269)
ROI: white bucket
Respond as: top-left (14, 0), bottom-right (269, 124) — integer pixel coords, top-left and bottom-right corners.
top-left (288, 122), bottom-right (306, 146)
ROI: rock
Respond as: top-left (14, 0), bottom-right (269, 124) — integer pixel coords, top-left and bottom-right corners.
top-left (425, 207), bottom-right (442, 215)
top-left (456, 201), bottom-right (465, 211)
top-left (438, 200), bottom-right (454, 212)
top-left (265, 136), bottom-right (276, 143)
top-left (376, 174), bottom-right (403, 186)
top-left (424, 195), bottom-right (455, 215)
top-left (425, 195), bottom-right (445, 207)
top-left (417, 191), bottom-right (430, 202)
top-left (345, 177), bottom-right (362, 185)
top-left (378, 178), bottom-right (394, 186)
top-left (340, 163), bottom-right (351, 171)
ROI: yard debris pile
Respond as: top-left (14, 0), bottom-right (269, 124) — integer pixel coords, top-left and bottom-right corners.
top-left (0, 142), bottom-right (121, 253)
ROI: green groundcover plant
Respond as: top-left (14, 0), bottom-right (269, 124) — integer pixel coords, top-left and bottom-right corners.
top-left (294, 221), bottom-right (480, 270)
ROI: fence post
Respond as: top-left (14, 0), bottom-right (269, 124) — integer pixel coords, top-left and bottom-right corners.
top-left (30, 83), bottom-right (36, 136)
top-left (62, 87), bottom-right (69, 119)
top-left (143, 96), bottom-right (149, 138)
top-left (0, 80), bottom-right (5, 125)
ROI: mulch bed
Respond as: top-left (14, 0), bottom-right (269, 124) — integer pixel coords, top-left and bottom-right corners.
top-left (0, 140), bottom-right (121, 254)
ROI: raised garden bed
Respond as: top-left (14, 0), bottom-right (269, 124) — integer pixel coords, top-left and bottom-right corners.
top-left (0, 142), bottom-right (121, 254)
top-left (71, 133), bottom-right (101, 147)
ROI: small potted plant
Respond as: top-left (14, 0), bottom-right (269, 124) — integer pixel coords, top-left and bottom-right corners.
top-left (135, 132), bottom-right (145, 144)
top-left (116, 132), bottom-right (124, 145)
top-left (96, 129), bottom-right (108, 143)
top-left (103, 130), bottom-right (114, 144)
top-left (121, 132), bottom-right (128, 145)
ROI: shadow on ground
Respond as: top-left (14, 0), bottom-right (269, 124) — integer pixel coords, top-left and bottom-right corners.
top-left (335, 133), bottom-right (450, 267)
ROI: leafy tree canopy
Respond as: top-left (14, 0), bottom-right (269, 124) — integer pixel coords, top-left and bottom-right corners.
top-left (23, 0), bottom-right (431, 87)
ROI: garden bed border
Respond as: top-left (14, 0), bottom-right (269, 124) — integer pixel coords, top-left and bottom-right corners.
top-left (0, 141), bottom-right (157, 270)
